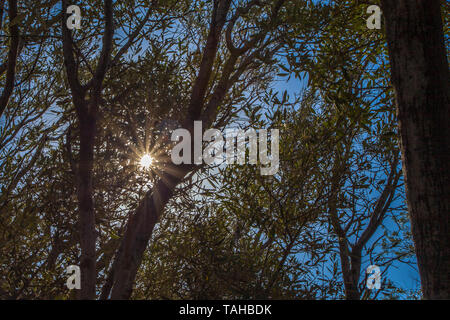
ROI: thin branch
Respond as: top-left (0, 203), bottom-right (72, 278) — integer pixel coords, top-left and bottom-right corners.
top-left (110, 1), bottom-right (157, 66)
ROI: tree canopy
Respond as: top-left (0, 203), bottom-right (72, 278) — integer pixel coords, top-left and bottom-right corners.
top-left (0, 0), bottom-right (447, 300)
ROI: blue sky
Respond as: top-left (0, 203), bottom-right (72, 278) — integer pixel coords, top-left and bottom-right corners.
top-left (271, 68), bottom-right (421, 298)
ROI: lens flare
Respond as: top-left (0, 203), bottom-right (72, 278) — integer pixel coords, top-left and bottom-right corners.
top-left (140, 154), bottom-right (153, 169)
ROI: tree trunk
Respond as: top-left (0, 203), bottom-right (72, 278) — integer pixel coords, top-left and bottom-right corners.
top-left (61, 0), bottom-right (113, 299)
top-left (380, 0), bottom-right (450, 299)
top-left (0, 0), bottom-right (19, 117)
top-left (108, 166), bottom-right (193, 299)
top-left (77, 113), bottom-right (97, 299)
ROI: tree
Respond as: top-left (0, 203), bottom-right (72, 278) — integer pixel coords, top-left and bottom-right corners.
top-left (56, 0), bottom-right (313, 299)
top-left (132, 86), bottom-right (414, 300)
top-left (285, 0), bottom-right (417, 299)
top-left (0, 0), bottom-right (428, 300)
top-left (380, 0), bottom-right (450, 299)
top-left (98, 0), bottom-right (306, 299)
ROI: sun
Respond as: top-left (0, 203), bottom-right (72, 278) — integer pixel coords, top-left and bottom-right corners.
top-left (140, 154), bottom-right (153, 169)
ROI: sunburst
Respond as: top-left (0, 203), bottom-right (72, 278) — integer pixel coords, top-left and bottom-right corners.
top-left (140, 154), bottom-right (153, 169)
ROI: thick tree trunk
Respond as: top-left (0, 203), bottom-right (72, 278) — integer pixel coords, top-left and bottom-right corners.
top-left (77, 113), bottom-right (97, 299)
top-left (337, 242), bottom-right (362, 300)
top-left (0, 0), bottom-right (19, 117)
top-left (381, 0), bottom-right (450, 299)
top-left (108, 166), bottom-right (193, 299)
top-left (346, 255), bottom-right (362, 300)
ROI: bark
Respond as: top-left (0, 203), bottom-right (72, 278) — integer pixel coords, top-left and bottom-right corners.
top-left (76, 112), bottom-right (97, 299)
top-left (380, 0), bottom-right (450, 299)
top-left (0, 0), bottom-right (5, 32)
top-left (0, 0), bottom-right (19, 117)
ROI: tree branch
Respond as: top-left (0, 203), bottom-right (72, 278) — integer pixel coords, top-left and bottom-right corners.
top-left (186, 0), bottom-right (232, 120)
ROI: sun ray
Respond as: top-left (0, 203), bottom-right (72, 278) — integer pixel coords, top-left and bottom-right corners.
top-left (140, 154), bottom-right (153, 169)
